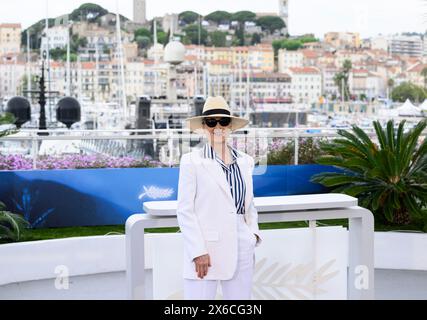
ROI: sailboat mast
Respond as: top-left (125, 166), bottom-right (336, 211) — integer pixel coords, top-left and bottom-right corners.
top-left (116, 0), bottom-right (127, 124)
top-left (45, 0), bottom-right (52, 122)
top-left (246, 58), bottom-right (250, 119)
top-left (26, 29), bottom-right (31, 99)
top-left (239, 56), bottom-right (243, 117)
top-left (66, 23), bottom-right (71, 96)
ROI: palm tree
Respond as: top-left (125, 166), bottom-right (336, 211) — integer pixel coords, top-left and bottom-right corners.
top-left (0, 113), bottom-right (25, 243)
top-left (0, 202), bottom-right (29, 242)
top-left (333, 59), bottom-right (352, 101)
top-left (311, 119), bottom-right (427, 225)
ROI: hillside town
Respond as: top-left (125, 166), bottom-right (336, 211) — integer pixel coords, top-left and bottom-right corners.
top-left (2, 0), bottom-right (427, 303)
top-left (0, 0), bottom-right (426, 130)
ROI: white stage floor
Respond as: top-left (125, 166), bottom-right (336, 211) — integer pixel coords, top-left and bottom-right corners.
top-left (1, 269), bottom-right (426, 300)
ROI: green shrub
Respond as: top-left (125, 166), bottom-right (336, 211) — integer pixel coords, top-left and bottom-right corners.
top-left (311, 120), bottom-right (427, 226)
top-left (0, 202), bottom-right (30, 242)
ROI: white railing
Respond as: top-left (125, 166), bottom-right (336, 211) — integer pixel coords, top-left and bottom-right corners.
top-left (1, 127), bottom-right (426, 169)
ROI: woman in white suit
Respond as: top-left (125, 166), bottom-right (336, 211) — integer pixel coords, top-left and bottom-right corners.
top-left (176, 96), bottom-right (262, 300)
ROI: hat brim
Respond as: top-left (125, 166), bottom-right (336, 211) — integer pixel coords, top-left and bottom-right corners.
top-left (185, 114), bottom-right (249, 133)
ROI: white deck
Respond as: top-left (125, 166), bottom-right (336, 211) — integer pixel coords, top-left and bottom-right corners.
top-left (1, 231), bottom-right (427, 300)
top-left (1, 269), bottom-right (426, 300)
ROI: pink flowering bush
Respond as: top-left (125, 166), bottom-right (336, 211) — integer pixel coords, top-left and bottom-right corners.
top-left (0, 154), bottom-right (165, 171)
top-left (229, 136), bottom-right (328, 165)
top-left (267, 137), bottom-right (329, 165)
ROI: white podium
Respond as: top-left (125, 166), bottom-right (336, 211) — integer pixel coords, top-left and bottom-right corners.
top-left (126, 193), bottom-right (374, 300)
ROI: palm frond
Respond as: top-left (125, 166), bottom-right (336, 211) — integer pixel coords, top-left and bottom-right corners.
top-left (0, 210), bottom-right (30, 242)
top-left (311, 119), bottom-right (427, 225)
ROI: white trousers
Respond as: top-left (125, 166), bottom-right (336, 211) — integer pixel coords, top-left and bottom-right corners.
top-left (184, 214), bottom-right (256, 300)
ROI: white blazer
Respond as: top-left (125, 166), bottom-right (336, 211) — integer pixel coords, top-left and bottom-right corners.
top-left (176, 146), bottom-right (262, 280)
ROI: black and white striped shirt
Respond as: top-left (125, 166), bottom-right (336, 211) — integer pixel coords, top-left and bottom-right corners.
top-left (203, 142), bottom-right (246, 214)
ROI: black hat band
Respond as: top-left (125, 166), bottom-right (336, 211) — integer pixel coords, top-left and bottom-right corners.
top-left (202, 109), bottom-right (231, 116)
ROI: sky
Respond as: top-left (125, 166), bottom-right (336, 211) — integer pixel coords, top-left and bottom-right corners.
top-left (0, 0), bottom-right (425, 38)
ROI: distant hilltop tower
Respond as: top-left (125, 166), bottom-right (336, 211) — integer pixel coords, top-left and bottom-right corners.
top-left (134, 0), bottom-right (147, 24)
top-left (279, 0), bottom-right (289, 34)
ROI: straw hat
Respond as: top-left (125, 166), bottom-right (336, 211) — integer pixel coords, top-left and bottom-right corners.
top-left (185, 96), bottom-right (249, 133)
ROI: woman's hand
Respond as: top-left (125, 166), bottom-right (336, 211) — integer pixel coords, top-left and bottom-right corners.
top-left (193, 254), bottom-right (211, 279)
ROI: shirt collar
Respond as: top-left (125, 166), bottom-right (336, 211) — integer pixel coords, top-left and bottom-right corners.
top-left (203, 142), bottom-right (241, 161)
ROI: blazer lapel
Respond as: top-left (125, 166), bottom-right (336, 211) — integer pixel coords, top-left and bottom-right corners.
top-left (195, 146), bottom-right (252, 215)
top-left (198, 149), bottom-right (235, 206)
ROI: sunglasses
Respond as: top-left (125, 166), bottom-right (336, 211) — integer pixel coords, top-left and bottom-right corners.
top-left (203, 117), bottom-right (232, 128)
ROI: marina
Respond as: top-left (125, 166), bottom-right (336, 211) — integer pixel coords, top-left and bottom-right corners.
top-left (0, 0), bottom-right (426, 301)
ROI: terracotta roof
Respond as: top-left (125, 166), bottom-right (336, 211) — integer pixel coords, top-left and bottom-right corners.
top-left (250, 72), bottom-right (291, 79)
top-left (50, 61), bottom-right (64, 68)
top-left (210, 59), bottom-right (231, 65)
top-left (322, 52), bottom-right (335, 58)
top-left (185, 55), bottom-right (198, 61)
top-left (406, 57), bottom-right (421, 64)
top-left (0, 23), bottom-right (21, 29)
top-left (301, 50), bottom-right (318, 59)
top-left (352, 69), bottom-right (369, 74)
top-left (353, 61), bottom-right (367, 66)
top-left (289, 67), bottom-right (320, 74)
top-left (366, 61), bottom-right (381, 66)
top-left (407, 63), bottom-right (427, 73)
top-left (81, 62), bottom-right (95, 70)
top-left (232, 47), bottom-right (249, 52)
top-left (185, 45), bottom-right (203, 49)
top-left (185, 44), bottom-right (272, 53)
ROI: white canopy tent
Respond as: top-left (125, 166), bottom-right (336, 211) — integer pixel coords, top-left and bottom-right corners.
top-left (396, 99), bottom-right (422, 117)
top-left (419, 100), bottom-right (427, 112)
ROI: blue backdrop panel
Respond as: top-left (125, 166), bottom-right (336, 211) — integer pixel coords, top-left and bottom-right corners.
top-left (0, 165), bottom-right (341, 228)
